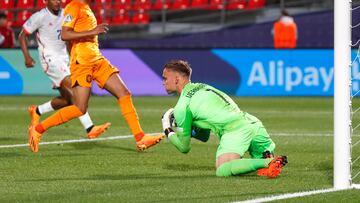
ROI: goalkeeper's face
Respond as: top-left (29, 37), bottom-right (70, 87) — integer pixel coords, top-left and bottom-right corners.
top-left (162, 69), bottom-right (178, 94)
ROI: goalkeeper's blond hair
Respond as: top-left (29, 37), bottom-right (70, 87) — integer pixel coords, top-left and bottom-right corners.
top-left (164, 60), bottom-right (192, 79)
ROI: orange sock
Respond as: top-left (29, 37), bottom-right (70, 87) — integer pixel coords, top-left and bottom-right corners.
top-left (36, 105), bottom-right (83, 133)
top-left (118, 95), bottom-right (144, 141)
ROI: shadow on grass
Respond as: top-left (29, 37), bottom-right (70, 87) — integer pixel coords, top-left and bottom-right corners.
top-left (0, 137), bottom-right (24, 142)
top-left (164, 163), bottom-right (214, 172)
top-left (314, 160), bottom-right (333, 183)
top-left (88, 173), bottom-right (216, 181)
top-left (68, 142), bottom-right (136, 152)
top-left (14, 175), bottom-right (271, 203)
top-left (0, 152), bottom-right (23, 158)
top-left (162, 164), bottom-right (262, 179)
top-left (22, 173), bottom-right (216, 182)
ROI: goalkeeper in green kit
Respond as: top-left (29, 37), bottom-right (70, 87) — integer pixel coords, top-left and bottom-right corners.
top-left (161, 60), bottom-right (287, 178)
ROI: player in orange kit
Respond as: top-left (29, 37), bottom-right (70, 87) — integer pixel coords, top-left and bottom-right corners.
top-left (28, 0), bottom-right (164, 153)
top-left (19, 0), bottom-right (110, 139)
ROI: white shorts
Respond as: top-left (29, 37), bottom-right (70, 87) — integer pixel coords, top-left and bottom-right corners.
top-left (40, 55), bottom-right (70, 88)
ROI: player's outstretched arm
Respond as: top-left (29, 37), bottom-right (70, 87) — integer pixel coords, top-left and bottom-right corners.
top-left (18, 29), bottom-right (35, 68)
top-left (61, 23), bottom-right (109, 41)
top-left (162, 108), bottom-right (192, 153)
top-left (168, 133), bottom-right (191, 153)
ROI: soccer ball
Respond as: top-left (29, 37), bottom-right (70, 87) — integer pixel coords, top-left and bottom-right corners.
top-left (170, 112), bottom-right (177, 128)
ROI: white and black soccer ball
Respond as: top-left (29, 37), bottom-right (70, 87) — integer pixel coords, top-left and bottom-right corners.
top-left (170, 112), bottom-right (184, 133)
top-left (170, 112), bottom-right (177, 128)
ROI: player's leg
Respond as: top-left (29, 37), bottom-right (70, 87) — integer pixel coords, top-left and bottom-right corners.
top-left (29, 96), bottom-right (69, 125)
top-left (58, 76), bottom-right (110, 138)
top-left (248, 126), bottom-right (276, 159)
top-left (93, 59), bottom-right (163, 150)
top-left (28, 58), bottom-right (71, 125)
top-left (28, 62), bottom-right (92, 152)
top-left (28, 84), bottom-right (71, 126)
top-left (58, 60), bottom-right (111, 138)
top-left (102, 73), bottom-right (140, 134)
top-left (36, 85), bottom-right (101, 130)
top-left (28, 85), bottom-right (89, 152)
top-left (249, 126), bottom-right (287, 178)
top-left (216, 153), bottom-right (272, 177)
top-left (53, 76), bottom-right (73, 108)
top-left (34, 85), bottom-right (89, 134)
top-left (215, 127), bottom-right (272, 177)
top-left (72, 84), bottom-right (111, 139)
top-left (103, 73), bottom-right (164, 150)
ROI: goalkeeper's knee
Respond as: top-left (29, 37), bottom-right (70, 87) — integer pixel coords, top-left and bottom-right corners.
top-left (216, 162), bottom-right (232, 177)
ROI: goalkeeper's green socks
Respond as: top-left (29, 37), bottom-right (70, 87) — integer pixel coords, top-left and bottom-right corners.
top-left (216, 158), bottom-right (271, 177)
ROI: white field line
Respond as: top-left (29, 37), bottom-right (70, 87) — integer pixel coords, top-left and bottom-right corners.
top-left (1, 132), bottom-right (359, 149)
top-left (2, 133), bottom-right (360, 203)
top-left (0, 133), bottom-right (158, 149)
top-left (275, 132), bottom-right (333, 136)
top-left (233, 188), bottom-right (341, 203)
top-left (353, 184), bottom-right (360, 189)
top-left (273, 132), bottom-right (360, 137)
top-left (234, 185), bottom-right (360, 203)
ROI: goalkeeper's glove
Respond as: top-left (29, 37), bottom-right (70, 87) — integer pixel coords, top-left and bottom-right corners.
top-left (162, 108), bottom-right (175, 137)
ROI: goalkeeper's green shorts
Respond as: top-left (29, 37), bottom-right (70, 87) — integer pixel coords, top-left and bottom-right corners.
top-left (216, 123), bottom-right (275, 159)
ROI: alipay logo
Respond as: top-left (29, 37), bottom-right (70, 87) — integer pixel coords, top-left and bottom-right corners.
top-left (247, 60), bottom-right (333, 92)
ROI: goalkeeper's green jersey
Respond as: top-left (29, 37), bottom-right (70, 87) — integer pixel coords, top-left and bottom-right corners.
top-left (169, 82), bottom-right (262, 153)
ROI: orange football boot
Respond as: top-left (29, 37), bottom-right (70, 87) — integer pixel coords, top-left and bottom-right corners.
top-left (136, 134), bottom-right (165, 151)
top-left (28, 125), bottom-right (42, 153)
top-left (28, 105), bottom-right (40, 126)
top-left (257, 167), bottom-right (268, 177)
top-left (257, 150), bottom-right (274, 177)
top-left (258, 156), bottom-right (288, 178)
top-left (87, 122), bottom-right (111, 139)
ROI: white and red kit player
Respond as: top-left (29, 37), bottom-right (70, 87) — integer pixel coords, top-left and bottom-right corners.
top-left (19, 0), bottom-right (110, 139)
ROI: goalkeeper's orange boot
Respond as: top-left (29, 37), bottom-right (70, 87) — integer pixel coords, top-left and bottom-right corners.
top-left (28, 125), bottom-right (42, 153)
top-left (28, 105), bottom-right (40, 126)
top-left (87, 122), bottom-right (111, 139)
top-left (136, 134), bottom-right (165, 151)
top-left (257, 150), bottom-right (274, 177)
top-left (257, 168), bottom-right (268, 177)
top-left (260, 156), bottom-right (288, 178)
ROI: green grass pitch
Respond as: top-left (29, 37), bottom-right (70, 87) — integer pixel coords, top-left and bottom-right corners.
top-left (0, 96), bottom-right (359, 202)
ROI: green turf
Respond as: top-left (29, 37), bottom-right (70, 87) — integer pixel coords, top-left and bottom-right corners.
top-left (0, 96), bottom-right (359, 202)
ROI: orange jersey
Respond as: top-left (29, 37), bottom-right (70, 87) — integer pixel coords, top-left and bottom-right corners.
top-left (62, 0), bottom-right (103, 64)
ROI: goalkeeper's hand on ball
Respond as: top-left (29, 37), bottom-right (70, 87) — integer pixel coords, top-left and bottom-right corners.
top-left (162, 108), bottom-right (175, 137)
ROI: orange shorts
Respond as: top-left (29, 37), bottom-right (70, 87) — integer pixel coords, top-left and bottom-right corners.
top-left (70, 58), bottom-right (119, 88)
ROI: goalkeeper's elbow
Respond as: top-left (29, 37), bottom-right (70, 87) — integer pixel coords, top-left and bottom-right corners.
top-left (177, 146), bottom-right (191, 154)
top-left (180, 149), bottom-right (190, 154)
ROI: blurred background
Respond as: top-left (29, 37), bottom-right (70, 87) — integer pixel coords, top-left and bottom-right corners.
top-left (1, 2), bottom-right (360, 201)
top-left (0, 0), bottom-right (360, 97)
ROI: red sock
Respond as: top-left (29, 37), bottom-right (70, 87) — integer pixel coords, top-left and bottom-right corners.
top-left (35, 124), bottom-right (45, 134)
top-left (134, 132), bottom-right (145, 142)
